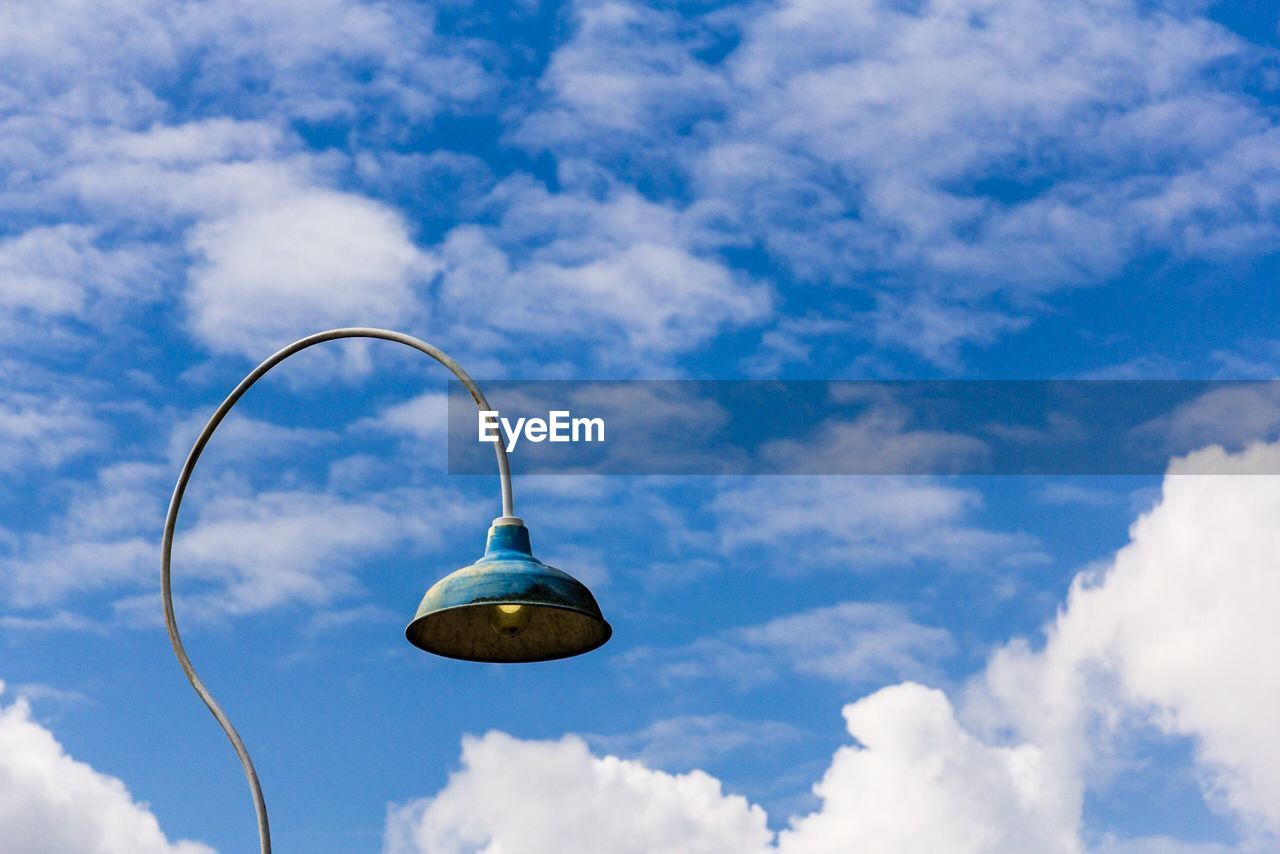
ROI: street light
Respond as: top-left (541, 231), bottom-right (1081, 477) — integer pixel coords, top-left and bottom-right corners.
top-left (161, 328), bottom-right (612, 854)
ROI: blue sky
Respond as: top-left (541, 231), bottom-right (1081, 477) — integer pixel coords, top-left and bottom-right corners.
top-left (2, 1), bottom-right (1280, 852)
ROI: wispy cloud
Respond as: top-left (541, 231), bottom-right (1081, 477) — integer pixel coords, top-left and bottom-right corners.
top-left (1, 450), bottom-right (484, 627)
top-left (0, 225), bottom-right (164, 335)
top-left (618, 601), bottom-right (953, 691)
top-left (585, 713), bottom-right (804, 772)
top-left (435, 177), bottom-right (773, 372)
top-left (515, 0), bottom-right (1280, 364)
top-left (711, 477), bottom-right (1043, 571)
top-left (0, 391), bottom-right (103, 474)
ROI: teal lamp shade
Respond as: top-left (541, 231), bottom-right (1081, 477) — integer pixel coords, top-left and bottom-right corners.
top-left (406, 521), bottom-right (612, 663)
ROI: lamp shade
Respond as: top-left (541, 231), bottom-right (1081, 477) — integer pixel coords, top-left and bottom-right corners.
top-left (406, 521), bottom-right (612, 663)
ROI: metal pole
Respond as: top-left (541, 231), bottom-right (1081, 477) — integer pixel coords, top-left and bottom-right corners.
top-left (161, 328), bottom-right (513, 854)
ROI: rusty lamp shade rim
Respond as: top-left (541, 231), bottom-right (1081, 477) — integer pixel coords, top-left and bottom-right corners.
top-left (406, 601), bottom-right (613, 663)
top-left (405, 520), bottom-right (612, 663)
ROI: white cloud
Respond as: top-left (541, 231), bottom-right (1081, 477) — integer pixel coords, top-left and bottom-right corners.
top-left (523, 0), bottom-right (1280, 362)
top-left (55, 119), bottom-right (436, 362)
top-left (7, 0), bottom-right (1279, 379)
top-left (866, 297), bottom-right (1031, 369)
top-left (356, 391), bottom-right (449, 444)
top-left (176, 0), bottom-right (491, 123)
top-left (436, 178), bottom-right (771, 370)
top-left (60, 120), bottom-right (304, 223)
top-left (185, 187), bottom-right (433, 359)
top-left (708, 0), bottom-right (1275, 285)
top-left (0, 5), bottom-right (481, 358)
top-left (777, 683), bottom-right (1079, 854)
top-left (0, 225), bottom-right (161, 326)
top-left (7, 40), bottom-right (446, 364)
top-left (163, 411), bottom-right (338, 468)
top-left (158, 486), bottom-right (477, 621)
top-left (1092, 836), bottom-right (1237, 854)
top-left (0, 682), bottom-right (213, 854)
top-left (35, 0), bottom-right (1271, 375)
top-left (2, 0), bottom-right (489, 379)
top-left (383, 684), bottom-right (1076, 854)
top-left (739, 604), bottom-right (953, 685)
top-left (384, 730), bottom-right (774, 854)
top-left (0, 0), bottom-right (488, 140)
top-left (23, 104), bottom-right (763, 374)
top-left (0, 0), bottom-right (175, 135)
top-left (0, 611), bottom-right (96, 633)
top-left (387, 439), bottom-right (1280, 852)
top-left (976, 441), bottom-right (1280, 839)
top-left (352, 391), bottom-right (451, 473)
top-left (1, 458), bottom-right (483, 624)
top-left (516, 0), bottom-right (728, 156)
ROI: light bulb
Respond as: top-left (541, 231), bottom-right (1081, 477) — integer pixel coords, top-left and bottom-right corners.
top-left (489, 603), bottom-right (531, 638)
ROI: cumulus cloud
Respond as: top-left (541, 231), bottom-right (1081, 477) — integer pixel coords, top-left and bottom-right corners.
top-left (976, 441), bottom-right (1280, 839)
top-left (777, 683), bottom-right (1079, 854)
top-left (383, 684), bottom-right (1075, 854)
top-left (389, 439), bottom-right (1280, 852)
top-left (0, 682), bottom-right (213, 853)
top-left (384, 730), bottom-right (774, 854)
top-left (5, 0), bottom-right (452, 365)
top-left (7, 0), bottom-right (1279, 382)
top-left (0, 0), bottom-right (733, 379)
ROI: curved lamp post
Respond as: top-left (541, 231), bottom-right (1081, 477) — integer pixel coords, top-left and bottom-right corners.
top-left (161, 328), bottom-right (611, 854)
